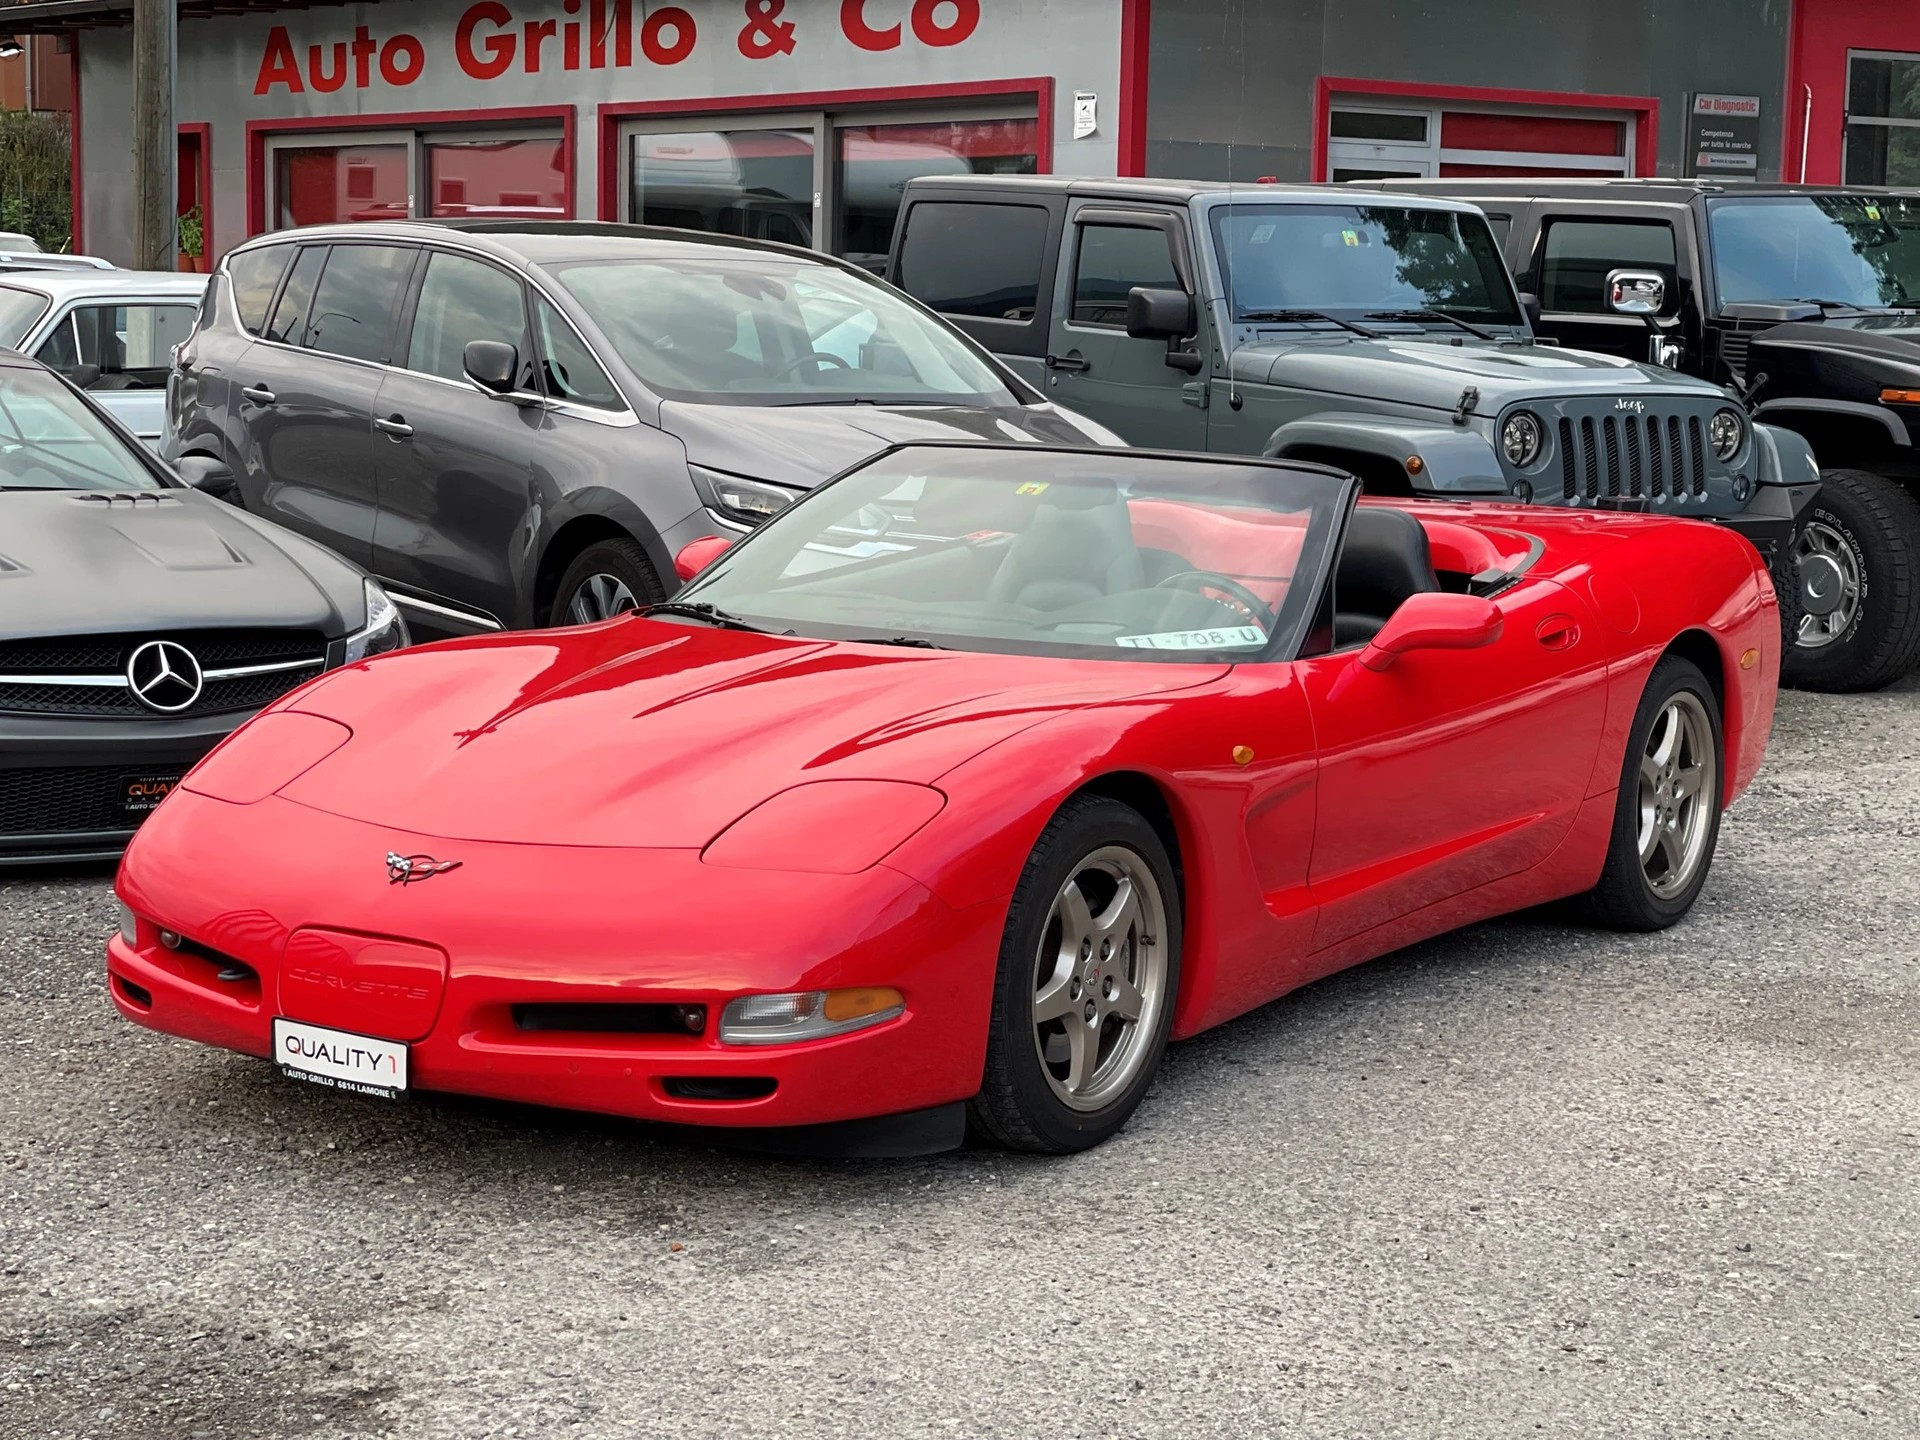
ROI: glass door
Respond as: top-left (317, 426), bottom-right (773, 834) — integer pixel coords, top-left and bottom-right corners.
top-left (622, 116), bottom-right (821, 248)
top-left (268, 132), bottom-right (413, 228)
top-left (831, 110), bottom-right (1039, 271)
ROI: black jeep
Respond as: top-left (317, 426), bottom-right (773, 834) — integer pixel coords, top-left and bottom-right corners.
top-left (1360, 179), bottom-right (1920, 693)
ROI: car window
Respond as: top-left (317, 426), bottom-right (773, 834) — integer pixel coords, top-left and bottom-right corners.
top-left (0, 286), bottom-right (49, 350)
top-left (303, 244), bottom-right (414, 362)
top-left (266, 245), bottom-right (326, 345)
top-left (0, 368), bottom-right (163, 490)
top-left (406, 252), bottom-right (527, 383)
top-left (1541, 219), bottom-right (1678, 314)
top-left (33, 304), bottom-right (197, 384)
top-left (897, 202), bottom-right (1048, 321)
top-left (534, 297), bottom-right (624, 409)
top-left (1072, 223), bottom-right (1181, 328)
top-left (227, 245), bottom-right (292, 336)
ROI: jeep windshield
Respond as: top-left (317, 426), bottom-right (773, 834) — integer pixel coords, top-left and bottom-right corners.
top-left (1708, 194), bottom-right (1920, 309)
top-left (548, 253), bottom-right (1024, 408)
top-left (673, 446), bottom-right (1348, 662)
top-left (1212, 203), bottom-right (1522, 328)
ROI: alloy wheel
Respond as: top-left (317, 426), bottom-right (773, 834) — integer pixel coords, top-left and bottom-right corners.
top-left (566, 573), bottom-right (640, 625)
top-left (1795, 518), bottom-right (1862, 650)
top-left (1637, 691), bottom-right (1717, 899)
top-left (1030, 846), bottom-right (1169, 1112)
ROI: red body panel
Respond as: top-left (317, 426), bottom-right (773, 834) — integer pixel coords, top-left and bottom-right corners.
top-left (109, 501), bottom-right (1779, 1132)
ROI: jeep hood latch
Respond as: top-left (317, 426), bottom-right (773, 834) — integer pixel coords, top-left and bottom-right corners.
top-left (1453, 385), bottom-right (1480, 426)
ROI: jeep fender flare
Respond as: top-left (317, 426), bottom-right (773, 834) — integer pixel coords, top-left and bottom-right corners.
top-left (1753, 397), bottom-right (1910, 448)
top-left (1262, 413), bottom-right (1510, 496)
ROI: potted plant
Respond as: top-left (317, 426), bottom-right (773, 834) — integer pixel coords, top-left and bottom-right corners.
top-left (177, 205), bottom-right (204, 273)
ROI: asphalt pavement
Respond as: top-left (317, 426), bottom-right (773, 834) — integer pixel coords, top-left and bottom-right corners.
top-left (3, 678), bottom-right (1917, 1439)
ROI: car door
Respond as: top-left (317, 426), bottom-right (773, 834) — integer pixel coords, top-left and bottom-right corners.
top-left (1293, 555), bottom-right (1609, 952)
top-left (1045, 203), bottom-right (1208, 449)
top-left (1522, 209), bottom-right (1688, 366)
top-left (232, 241), bottom-right (417, 567)
top-left (371, 247), bottom-right (545, 634)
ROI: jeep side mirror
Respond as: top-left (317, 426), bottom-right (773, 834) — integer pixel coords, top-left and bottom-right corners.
top-left (1359, 593), bottom-right (1503, 672)
top-left (1606, 269), bottom-right (1666, 317)
top-left (1126, 287), bottom-right (1193, 341)
top-left (673, 535), bottom-right (733, 582)
top-left (462, 339), bottom-right (521, 396)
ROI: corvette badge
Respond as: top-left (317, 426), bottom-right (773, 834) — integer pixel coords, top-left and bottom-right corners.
top-left (386, 852), bottom-right (462, 885)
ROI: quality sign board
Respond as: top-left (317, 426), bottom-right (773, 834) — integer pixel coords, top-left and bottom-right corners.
top-left (1688, 93), bottom-right (1761, 175)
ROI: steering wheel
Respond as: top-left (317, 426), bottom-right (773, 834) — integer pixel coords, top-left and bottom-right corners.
top-left (1152, 570), bottom-right (1280, 631)
top-left (774, 351), bottom-right (853, 380)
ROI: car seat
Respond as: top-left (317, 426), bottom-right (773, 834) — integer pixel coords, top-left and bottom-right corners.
top-left (1333, 507), bottom-right (1440, 647)
top-left (986, 480), bottom-right (1148, 612)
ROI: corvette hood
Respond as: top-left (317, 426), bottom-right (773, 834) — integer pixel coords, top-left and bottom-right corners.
top-left (661, 401), bottom-right (1109, 490)
top-left (277, 621), bottom-right (1222, 848)
top-left (0, 489), bottom-right (356, 639)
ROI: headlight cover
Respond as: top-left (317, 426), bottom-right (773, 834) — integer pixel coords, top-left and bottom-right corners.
top-left (690, 466), bottom-right (804, 527)
top-left (1709, 407), bottom-right (1745, 461)
top-left (343, 579), bottom-right (409, 664)
top-left (1501, 411), bottom-right (1543, 468)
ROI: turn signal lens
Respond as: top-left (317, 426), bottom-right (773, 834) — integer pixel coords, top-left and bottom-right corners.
top-left (1880, 388), bottom-right (1920, 404)
top-left (116, 901), bottom-right (137, 946)
top-left (719, 987), bottom-right (906, 1045)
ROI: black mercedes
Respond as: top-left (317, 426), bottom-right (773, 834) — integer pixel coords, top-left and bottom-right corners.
top-left (1, 351), bottom-right (407, 864)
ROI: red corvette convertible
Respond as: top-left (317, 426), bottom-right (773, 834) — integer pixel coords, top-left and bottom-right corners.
top-left (108, 445), bottom-right (1780, 1154)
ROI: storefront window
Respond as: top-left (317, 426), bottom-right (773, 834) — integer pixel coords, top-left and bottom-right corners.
top-left (1845, 53), bottom-right (1920, 185)
top-left (275, 143), bottom-right (409, 227)
top-left (833, 119), bottom-right (1039, 270)
top-left (427, 138), bottom-right (567, 220)
top-left (630, 129), bottom-right (815, 247)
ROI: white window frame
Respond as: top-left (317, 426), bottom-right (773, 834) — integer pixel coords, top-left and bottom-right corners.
top-left (1327, 96), bottom-right (1638, 180)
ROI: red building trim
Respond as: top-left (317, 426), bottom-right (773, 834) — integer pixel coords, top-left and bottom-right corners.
top-left (178, 121), bottom-right (213, 268)
top-left (244, 105), bottom-right (577, 237)
top-left (1311, 76), bottom-right (1660, 180)
top-left (594, 77), bottom-right (1055, 223)
top-left (67, 34), bottom-right (82, 253)
top-left (1118, 0), bottom-right (1151, 177)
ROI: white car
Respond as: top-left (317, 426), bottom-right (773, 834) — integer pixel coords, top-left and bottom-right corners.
top-left (0, 270), bottom-right (206, 449)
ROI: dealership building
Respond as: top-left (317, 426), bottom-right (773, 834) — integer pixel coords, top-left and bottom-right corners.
top-left (10, 0), bottom-right (1920, 267)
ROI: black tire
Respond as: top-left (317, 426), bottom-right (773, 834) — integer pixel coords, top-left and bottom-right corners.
top-left (1577, 655), bottom-right (1725, 932)
top-left (968, 795), bottom-right (1182, 1154)
top-left (547, 537), bottom-right (665, 628)
top-left (1781, 467), bottom-right (1920, 693)
top-left (1766, 541), bottom-right (1804, 660)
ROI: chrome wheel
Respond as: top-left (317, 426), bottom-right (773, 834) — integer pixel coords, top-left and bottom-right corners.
top-left (1637, 691), bottom-right (1717, 899)
top-left (1795, 518), bottom-right (1862, 650)
top-left (566, 572), bottom-right (639, 625)
top-left (1030, 846), bottom-right (1169, 1112)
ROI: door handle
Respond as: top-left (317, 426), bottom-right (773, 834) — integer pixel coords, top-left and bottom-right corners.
top-left (1044, 353), bottom-right (1090, 373)
top-left (1535, 615), bottom-right (1580, 650)
top-left (374, 415), bottom-right (414, 440)
top-left (240, 385), bottom-right (276, 405)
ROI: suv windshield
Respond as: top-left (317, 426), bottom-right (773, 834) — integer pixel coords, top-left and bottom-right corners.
top-left (1212, 203), bottom-right (1522, 326)
top-left (548, 254), bottom-right (1024, 408)
top-left (0, 368), bottom-right (164, 491)
top-left (0, 286), bottom-right (49, 350)
top-left (676, 446), bottom-right (1348, 661)
top-left (1708, 194), bottom-right (1920, 309)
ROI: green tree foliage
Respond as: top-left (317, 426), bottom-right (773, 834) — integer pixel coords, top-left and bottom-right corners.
top-left (0, 109), bottom-right (73, 251)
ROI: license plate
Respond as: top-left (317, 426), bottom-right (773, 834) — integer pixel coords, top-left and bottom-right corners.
top-left (122, 773), bottom-right (183, 815)
top-left (271, 1017), bottom-right (408, 1098)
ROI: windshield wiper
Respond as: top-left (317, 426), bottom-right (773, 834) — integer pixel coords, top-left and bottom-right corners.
top-left (1235, 309), bottom-right (1385, 338)
top-left (638, 601), bottom-right (785, 634)
top-left (1364, 308), bottom-right (1498, 340)
top-left (845, 635), bottom-right (948, 649)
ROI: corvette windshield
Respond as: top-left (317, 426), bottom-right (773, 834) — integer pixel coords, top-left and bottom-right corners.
top-left (0, 369), bottom-right (162, 491)
top-left (676, 447), bottom-right (1348, 661)
top-left (1214, 203), bottom-right (1522, 326)
top-left (1708, 194), bottom-right (1920, 308)
top-left (549, 253), bottom-right (1022, 408)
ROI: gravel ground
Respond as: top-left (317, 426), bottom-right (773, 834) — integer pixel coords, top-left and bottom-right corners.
top-left (2, 679), bottom-right (1917, 1439)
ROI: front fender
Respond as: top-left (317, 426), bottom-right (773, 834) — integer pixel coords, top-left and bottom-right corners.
top-left (524, 486), bottom-right (688, 627)
top-left (1263, 413), bottom-right (1510, 495)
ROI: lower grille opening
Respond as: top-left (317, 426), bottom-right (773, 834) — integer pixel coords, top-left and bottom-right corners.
top-left (662, 1076), bottom-right (777, 1102)
top-left (512, 1003), bottom-right (708, 1036)
top-left (159, 933), bottom-right (261, 1000)
top-left (112, 974), bottom-right (153, 1009)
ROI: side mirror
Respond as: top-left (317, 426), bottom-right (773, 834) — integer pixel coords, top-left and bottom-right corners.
top-left (65, 362), bottom-right (102, 389)
top-left (1606, 268), bottom-right (1666, 317)
top-left (462, 339), bottom-right (521, 396)
top-left (1126, 286), bottom-right (1194, 341)
top-left (673, 535), bottom-right (733, 582)
top-left (1360, 593), bottom-right (1503, 672)
top-left (173, 454), bottom-right (235, 498)
top-left (1517, 291), bottom-right (1543, 327)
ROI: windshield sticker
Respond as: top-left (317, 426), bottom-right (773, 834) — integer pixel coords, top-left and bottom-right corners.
top-left (1116, 626), bottom-right (1268, 651)
top-left (1016, 482), bottom-right (1049, 496)
top-left (1867, 203), bottom-right (1883, 221)
top-left (1248, 223), bottom-right (1276, 244)
top-left (1341, 228), bottom-right (1361, 247)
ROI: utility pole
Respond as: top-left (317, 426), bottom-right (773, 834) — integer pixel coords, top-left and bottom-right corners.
top-left (131, 0), bottom-right (176, 270)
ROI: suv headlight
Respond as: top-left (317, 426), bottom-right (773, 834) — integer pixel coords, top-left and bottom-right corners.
top-left (342, 579), bottom-right (409, 664)
top-left (1501, 411), bottom-right (1543, 467)
top-left (690, 466), bottom-right (804, 527)
top-left (1709, 407), bottom-right (1745, 461)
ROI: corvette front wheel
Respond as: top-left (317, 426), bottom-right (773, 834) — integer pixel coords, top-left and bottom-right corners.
top-left (969, 795), bottom-right (1181, 1154)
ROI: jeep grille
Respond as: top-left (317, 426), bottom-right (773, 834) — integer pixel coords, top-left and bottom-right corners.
top-left (1557, 413), bottom-right (1709, 501)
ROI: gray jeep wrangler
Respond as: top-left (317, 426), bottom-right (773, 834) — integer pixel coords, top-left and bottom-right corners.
top-left (886, 176), bottom-right (1816, 634)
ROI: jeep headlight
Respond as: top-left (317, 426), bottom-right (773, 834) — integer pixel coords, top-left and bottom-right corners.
top-left (1709, 407), bottom-right (1745, 461)
top-left (342, 579), bottom-right (409, 664)
top-left (1501, 411), bottom-right (1543, 468)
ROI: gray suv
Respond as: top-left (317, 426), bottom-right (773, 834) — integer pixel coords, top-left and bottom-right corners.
top-left (166, 221), bottom-right (1112, 638)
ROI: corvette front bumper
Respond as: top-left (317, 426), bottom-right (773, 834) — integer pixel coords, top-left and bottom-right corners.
top-left (108, 790), bottom-right (1004, 1135)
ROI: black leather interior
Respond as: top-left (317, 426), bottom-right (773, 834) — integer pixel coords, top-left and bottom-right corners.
top-left (985, 480), bottom-right (1147, 611)
top-left (1332, 507), bottom-right (1440, 647)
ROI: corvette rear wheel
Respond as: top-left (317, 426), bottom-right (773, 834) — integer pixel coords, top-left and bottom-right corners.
top-left (1577, 654), bottom-right (1723, 932)
top-left (969, 795), bottom-right (1181, 1154)
top-left (550, 538), bottom-right (665, 627)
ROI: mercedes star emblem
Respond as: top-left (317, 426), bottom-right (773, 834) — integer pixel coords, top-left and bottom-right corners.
top-left (125, 639), bottom-right (205, 714)
top-left (387, 852), bottom-right (463, 885)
